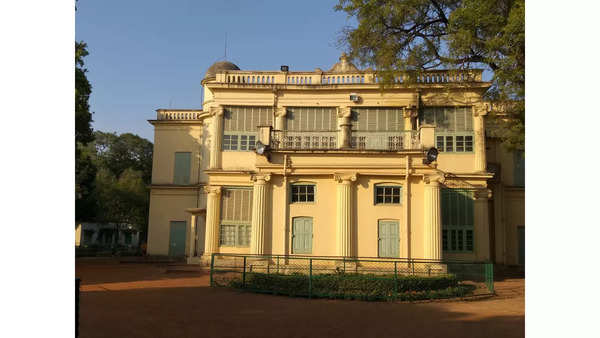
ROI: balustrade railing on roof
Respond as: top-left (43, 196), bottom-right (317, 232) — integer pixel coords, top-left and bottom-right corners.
top-left (218, 69), bottom-right (482, 85)
top-left (157, 110), bottom-right (203, 120)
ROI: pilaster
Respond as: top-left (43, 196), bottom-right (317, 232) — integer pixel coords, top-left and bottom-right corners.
top-left (337, 107), bottom-right (352, 149)
top-left (274, 107), bottom-right (287, 131)
top-left (473, 104), bottom-right (489, 172)
top-left (474, 188), bottom-right (492, 261)
top-left (209, 106), bottom-right (224, 169)
top-left (203, 186), bottom-right (222, 256)
top-left (250, 174), bottom-right (271, 255)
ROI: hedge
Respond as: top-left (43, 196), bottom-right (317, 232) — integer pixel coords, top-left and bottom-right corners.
top-left (228, 272), bottom-right (473, 301)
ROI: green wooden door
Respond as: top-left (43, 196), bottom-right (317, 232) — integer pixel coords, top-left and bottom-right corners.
top-left (292, 217), bottom-right (313, 254)
top-left (518, 226), bottom-right (525, 265)
top-left (378, 220), bottom-right (399, 258)
top-left (169, 221), bottom-right (187, 257)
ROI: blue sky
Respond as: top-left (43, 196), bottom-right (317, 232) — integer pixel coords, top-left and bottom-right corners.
top-left (76, 0), bottom-right (354, 141)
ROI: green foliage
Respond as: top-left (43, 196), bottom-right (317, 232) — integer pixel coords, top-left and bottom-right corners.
top-left (335, 0), bottom-right (524, 151)
top-left (229, 272), bottom-right (470, 301)
top-left (75, 41), bottom-right (94, 145)
top-left (92, 131), bottom-right (154, 183)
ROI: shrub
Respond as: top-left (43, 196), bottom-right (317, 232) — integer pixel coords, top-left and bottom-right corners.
top-left (229, 272), bottom-right (470, 301)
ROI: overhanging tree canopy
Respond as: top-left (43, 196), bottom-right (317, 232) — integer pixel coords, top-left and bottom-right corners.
top-left (335, 0), bottom-right (524, 151)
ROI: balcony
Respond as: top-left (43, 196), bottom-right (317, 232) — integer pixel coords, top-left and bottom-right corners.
top-left (270, 130), bottom-right (421, 151)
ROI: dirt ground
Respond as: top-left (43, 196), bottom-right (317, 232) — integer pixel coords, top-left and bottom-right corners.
top-left (76, 258), bottom-right (524, 338)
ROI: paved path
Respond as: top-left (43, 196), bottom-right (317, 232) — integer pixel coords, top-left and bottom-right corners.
top-left (77, 259), bottom-right (524, 338)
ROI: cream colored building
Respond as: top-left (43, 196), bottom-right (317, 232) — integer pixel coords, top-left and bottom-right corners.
top-left (146, 54), bottom-right (525, 266)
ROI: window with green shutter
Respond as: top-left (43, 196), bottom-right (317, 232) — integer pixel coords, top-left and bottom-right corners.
top-left (222, 106), bottom-right (273, 151)
top-left (219, 187), bottom-right (253, 247)
top-left (421, 107), bottom-right (474, 152)
top-left (441, 188), bottom-right (474, 252)
top-left (351, 107), bottom-right (405, 132)
top-left (513, 151), bottom-right (525, 187)
top-left (173, 152), bottom-right (191, 185)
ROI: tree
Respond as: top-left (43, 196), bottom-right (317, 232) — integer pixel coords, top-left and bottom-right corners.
top-left (93, 131), bottom-right (153, 184)
top-left (95, 168), bottom-right (150, 239)
top-left (335, 0), bottom-right (524, 151)
top-left (75, 41), bottom-right (94, 145)
top-left (76, 41), bottom-right (97, 221)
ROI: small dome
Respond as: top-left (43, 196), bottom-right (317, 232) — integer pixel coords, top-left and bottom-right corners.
top-left (204, 61), bottom-right (240, 79)
top-left (328, 52), bottom-right (360, 73)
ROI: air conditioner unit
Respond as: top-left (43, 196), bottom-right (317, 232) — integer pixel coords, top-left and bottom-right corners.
top-left (349, 93), bottom-right (360, 102)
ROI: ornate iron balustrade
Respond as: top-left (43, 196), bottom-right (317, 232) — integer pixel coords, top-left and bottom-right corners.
top-left (350, 131), bottom-right (420, 151)
top-left (271, 131), bottom-right (338, 150)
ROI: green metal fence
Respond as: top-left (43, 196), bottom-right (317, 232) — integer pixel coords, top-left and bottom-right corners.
top-left (210, 253), bottom-right (494, 301)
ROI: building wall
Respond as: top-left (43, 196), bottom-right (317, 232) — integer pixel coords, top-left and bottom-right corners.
top-left (147, 188), bottom-right (206, 255)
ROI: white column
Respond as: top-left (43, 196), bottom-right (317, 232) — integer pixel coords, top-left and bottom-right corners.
top-left (335, 174), bottom-right (356, 257)
top-left (473, 105), bottom-right (489, 172)
top-left (423, 179), bottom-right (442, 260)
top-left (475, 189), bottom-right (492, 261)
top-left (275, 107), bottom-right (286, 130)
top-left (203, 186), bottom-right (221, 256)
top-left (209, 106), bottom-right (224, 169)
top-left (188, 214), bottom-right (197, 257)
top-left (251, 175), bottom-right (270, 255)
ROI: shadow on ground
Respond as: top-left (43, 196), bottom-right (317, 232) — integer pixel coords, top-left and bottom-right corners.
top-left (77, 258), bottom-right (524, 338)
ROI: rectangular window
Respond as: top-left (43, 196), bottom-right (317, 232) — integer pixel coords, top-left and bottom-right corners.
top-left (173, 152), bottom-right (191, 185)
top-left (286, 107), bottom-right (337, 131)
top-left (223, 106), bottom-right (272, 151)
top-left (421, 107), bottom-right (474, 152)
top-left (220, 188), bottom-right (253, 247)
top-left (441, 189), bottom-right (474, 253)
top-left (351, 107), bottom-right (405, 131)
top-left (291, 184), bottom-right (315, 203)
top-left (375, 186), bottom-right (401, 204)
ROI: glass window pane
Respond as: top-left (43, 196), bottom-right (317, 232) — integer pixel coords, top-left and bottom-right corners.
top-left (384, 196), bottom-right (392, 203)
top-left (306, 193), bottom-right (314, 202)
top-left (392, 196), bottom-right (400, 204)
top-left (437, 136), bottom-right (444, 151)
top-left (445, 136), bottom-right (453, 152)
top-left (465, 136), bottom-right (473, 152)
top-left (376, 195), bottom-right (383, 204)
top-left (442, 230), bottom-right (448, 250)
top-left (466, 230), bottom-right (473, 251)
top-left (307, 185), bottom-right (314, 194)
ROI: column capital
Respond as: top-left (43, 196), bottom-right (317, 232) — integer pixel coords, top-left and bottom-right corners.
top-left (334, 173), bottom-right (358, 183)
top-left (251, 173), bottom-right (271, 183)
top-left (474, 188), bottom-right (492, 200)
top-left (424, 173), bottom-right (445, 185)
top-left (337, 106), bottom-right (352, 118)
top-left (203, 185), bottom-right (222, 195)
top-left (473, 103), bottom-right (490, 117)
top-left (403, 106), bottom-right (419, 118)
top-left (275, 106), bottom-right (287, 117)
top-left (209, 105), bottom-right (225, 116)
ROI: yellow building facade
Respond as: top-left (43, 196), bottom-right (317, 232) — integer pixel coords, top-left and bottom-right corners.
top-left (146, 54), bottom-right (525, 266)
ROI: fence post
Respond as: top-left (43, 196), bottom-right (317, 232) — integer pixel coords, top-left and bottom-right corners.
top-left (243, 256), bottom-right (247, 289)
top-left (343, 256), bottom-right (346, 273)
top-left (76, 278), bottom-right (80, 338)
top-left (309, 258), bottom-right (313, 299)
top-left (486, 263), bottom-right (494, 293)
top-left (267, 258), bottom-right (270, 275)
top-left (394, 261), bottom-right (398, 300)
top-left (209, 253), bottom-right (215, 287)
top-left (412, 259), bottom-right (415, 275)
top-left (277, 256), bottom-right (280, 274)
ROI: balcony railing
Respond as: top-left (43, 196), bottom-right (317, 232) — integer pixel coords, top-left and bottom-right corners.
top-left (350, 131), bottom-right (420, 151)
top-left (270, 130), bottom-right (421, 151)
top-left (271, 131), bottom-right (338, 150)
